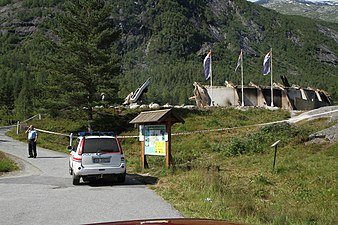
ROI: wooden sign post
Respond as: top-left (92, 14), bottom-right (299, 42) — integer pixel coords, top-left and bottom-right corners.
top-left (130, 109), bottom-right (184, 169)
top-left (271, 140), bottom-right (280, 172)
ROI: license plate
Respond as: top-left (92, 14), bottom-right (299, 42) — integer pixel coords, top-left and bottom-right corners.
top-left (93, 158), bottom-right (110, 163)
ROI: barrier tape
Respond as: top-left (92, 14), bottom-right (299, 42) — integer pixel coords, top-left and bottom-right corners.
top-left (116, 109), bottom-right (338, 138)
top-left (22, 114), bottom-right (40, 123)
top-left (35, 128), bottom-right (71, 137)
top-left (34, 129), bottom-right (139, 139)
top-left (18, 109), bottom-right (338, 139)
top-left (117, 135), bottom-right (138, 139)
top-left (172, 119), bottom-right (288, 136)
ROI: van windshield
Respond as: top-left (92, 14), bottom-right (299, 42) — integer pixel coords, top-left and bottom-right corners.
top-left (83, 138), bottom-right (119, 153)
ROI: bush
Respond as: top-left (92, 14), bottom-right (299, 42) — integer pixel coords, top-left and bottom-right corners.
top-left (222, 122), bottom-right (301, 157)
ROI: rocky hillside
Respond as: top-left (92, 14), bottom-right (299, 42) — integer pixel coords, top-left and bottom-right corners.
top-left (253, 0), bottom-right (338, 23)
top-left (0, 0), bottom-right (59, 36)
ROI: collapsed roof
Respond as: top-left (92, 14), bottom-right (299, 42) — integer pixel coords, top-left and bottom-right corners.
top-left (190, 79), bottom-right (332, 110)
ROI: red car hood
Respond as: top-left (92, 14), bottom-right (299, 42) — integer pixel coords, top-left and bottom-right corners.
top-left (85, 218), bottom-right (249, 225)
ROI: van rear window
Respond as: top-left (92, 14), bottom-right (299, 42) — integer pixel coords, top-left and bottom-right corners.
top-left (83, 138), bottom-right (119, 153)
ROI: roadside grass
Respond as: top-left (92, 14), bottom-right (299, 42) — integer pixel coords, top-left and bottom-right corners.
top-left (0, 151), bottom-right (18, 173)
top-left (5, 107), bottom-right (337, 224)
top-left (154, 141), bottom-right (337, 225)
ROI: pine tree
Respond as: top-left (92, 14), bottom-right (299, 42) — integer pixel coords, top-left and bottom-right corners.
top-left (48, 0), bottom-right (120, 120)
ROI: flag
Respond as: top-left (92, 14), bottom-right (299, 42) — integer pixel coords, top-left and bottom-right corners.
top-left (263, 50), bottom-right (272, 75)
top-left (203, 51), bottom-right (211, 80)
top-left (235, 50), bottom-right (242, 72)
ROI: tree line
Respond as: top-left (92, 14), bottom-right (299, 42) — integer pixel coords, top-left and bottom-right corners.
top-left (0, 0), bottom-right (337, 125)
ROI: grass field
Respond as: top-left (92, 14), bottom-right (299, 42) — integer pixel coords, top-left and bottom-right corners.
top-left (4, 107), bottom-right (338, 224)
top-left (0, 151), bottom-right (18, 174)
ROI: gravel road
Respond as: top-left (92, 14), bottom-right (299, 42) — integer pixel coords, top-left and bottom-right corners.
top-left (0, 127), bottom-right (182, 225)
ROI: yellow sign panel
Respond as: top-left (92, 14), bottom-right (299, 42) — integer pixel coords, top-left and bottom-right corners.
top-left (155, 141), bottom-right (166, 155)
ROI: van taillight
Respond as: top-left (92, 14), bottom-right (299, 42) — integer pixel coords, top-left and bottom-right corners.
top-left (78, 139), bottom-right (85, 156)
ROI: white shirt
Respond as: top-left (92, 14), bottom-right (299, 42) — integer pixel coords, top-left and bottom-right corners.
top-left (28, 129), bottom-right (37, 140)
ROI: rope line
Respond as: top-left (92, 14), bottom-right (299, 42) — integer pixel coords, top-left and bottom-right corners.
top-left (35, 128), bottom-right (71, 137)
top-left (22, 114), bottom-right (40, 123)
top-left (14, 109), bottom-right (338, 139)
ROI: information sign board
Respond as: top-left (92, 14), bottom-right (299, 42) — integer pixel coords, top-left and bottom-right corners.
top-left (142, 125), bottom-right (167, 156)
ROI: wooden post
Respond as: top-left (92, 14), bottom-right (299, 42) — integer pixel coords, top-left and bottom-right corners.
top-left (69, 133), bottom-right (73, 146)
top-left (273, 145), bottom-right (277, 171)
top-left (16, 121), bottom-right (20, 135)
top-left (271, 140), bottom-right (280, 172)
top-left (141, 140), bottom-right (145, 169)
top-left (166, 122), bottom-right (172, 168)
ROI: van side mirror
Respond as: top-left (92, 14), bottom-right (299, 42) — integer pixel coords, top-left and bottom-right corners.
top-left (67, 146), bottom-right (73, 151)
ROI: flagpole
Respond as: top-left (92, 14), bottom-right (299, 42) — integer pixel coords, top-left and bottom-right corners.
top-left (240, 49), bottom-right (244, 106)
top-left (210, 50), bottom-right (213, 106)
top-left (270, 48), bottom-right (274, 107)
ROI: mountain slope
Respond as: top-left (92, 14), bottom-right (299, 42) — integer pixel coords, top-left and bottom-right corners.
top-left (0, 0), bottom-right (337, 117)
top-left (114, 0), bottom-right (338, 102)
top-left (252, 0), bottom-right (338, 23)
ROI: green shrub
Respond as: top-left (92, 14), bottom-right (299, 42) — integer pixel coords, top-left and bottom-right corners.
top-left (222, 123), bottom-right (303, 157)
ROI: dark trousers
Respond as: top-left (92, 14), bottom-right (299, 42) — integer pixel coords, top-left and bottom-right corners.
top-left (28, 139), bottom-right (37, 157)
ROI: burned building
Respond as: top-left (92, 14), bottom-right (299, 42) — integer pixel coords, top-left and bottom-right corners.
top-left (193, 80), bottom-right (332, 110)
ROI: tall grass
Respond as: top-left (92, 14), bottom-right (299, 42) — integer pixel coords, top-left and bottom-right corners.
top-left (0, 151), bottom-right (18, 173)
top-left (152, 115), bottom-right (337, 225)
top-left (5, 107), bottom-right (337, 224)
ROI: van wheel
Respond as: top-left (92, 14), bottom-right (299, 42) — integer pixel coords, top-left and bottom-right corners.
top-left (117, 172), bottom-right (126, 183)
top-left (73, 174), bottom-right (80, 185)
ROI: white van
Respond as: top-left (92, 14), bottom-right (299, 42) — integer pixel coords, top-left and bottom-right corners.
top-left (68, 132), bottom-right (126, 185)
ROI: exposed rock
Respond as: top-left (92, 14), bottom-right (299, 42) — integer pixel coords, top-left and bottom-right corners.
top-left (208, 0), bottom-right (232, 20)
top-left (307, 123), bottom-right (338, 144)
top-left (317, 25), bottom-right (338, 44)
top-left (139, 104), bottom-right (149, 109)
top-left (149, 102), bottom-right (160, 109)
top-left (129, 103), bottom-right (140, 109)
top-left (289, 106), bottom-right (338, 123)
top-left (286, 31), bottom-right (303, 47)
top-left (241, 35), bottom-right (260, 57)
top-left (316, 44), bottom-right (338, 66)
top-left (209, 24), bottom-right (223, 41)
top-left (162, 103), bottom-right (173, 108)
top-left (183, 105), bottom-right (196, 109)
top-left (0, 2), bottom-right (49, 38)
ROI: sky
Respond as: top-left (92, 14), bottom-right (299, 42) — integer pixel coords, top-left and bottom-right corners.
top-left (247, 0), bottom-right (338, 2)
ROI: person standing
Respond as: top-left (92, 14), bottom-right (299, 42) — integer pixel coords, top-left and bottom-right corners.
top-left (25, 125), bottom-right (38, 158)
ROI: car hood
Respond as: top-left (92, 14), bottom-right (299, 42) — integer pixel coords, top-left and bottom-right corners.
top-left (84, 218), bottom-right (250, 225)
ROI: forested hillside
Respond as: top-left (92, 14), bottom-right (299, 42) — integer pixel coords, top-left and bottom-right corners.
top-left (0, 0), bottom-right (337, 123)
